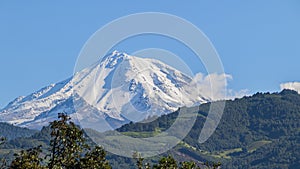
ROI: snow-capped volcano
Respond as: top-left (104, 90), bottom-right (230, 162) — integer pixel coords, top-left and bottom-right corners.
top-left (0, 51), bottom-right (208, 131)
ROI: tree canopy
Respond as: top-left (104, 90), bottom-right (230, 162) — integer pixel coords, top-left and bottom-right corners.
top-left (3, 113), bottom-right (218, 169)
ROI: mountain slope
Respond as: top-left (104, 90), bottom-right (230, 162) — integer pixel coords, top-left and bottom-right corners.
top-left (1, 90), bottom-right (299, 168)
top-left (115, 89), bottom-right (300, 168)
top-left (0, 122), bottom-right (37, 140)
top-left (0, 51), bottom-right (207, 130)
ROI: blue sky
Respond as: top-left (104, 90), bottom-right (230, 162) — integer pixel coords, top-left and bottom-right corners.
top-left (0, 1), bottom-right (300, 108)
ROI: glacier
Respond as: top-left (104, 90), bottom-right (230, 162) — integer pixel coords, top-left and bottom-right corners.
top-left (0, 51), bottom-right (209, 131)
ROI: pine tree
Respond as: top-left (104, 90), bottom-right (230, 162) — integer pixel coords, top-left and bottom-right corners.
top-left (47, 113), bottom-right (86, 169)
top-left (9, 113), bottom-right (111, 169)
top-left (10, 146), bottom-right (45, 169)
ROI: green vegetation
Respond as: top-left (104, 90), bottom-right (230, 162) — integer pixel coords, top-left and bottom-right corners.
top-left (209, 148), bottom-right (243, 159)
top-left (0, 137), bottom-right (5, 145)
top-left (1, 89), bottom-right (299, 168)
top-left (121, 127), bottom-right (161, 138)
top-left (246, 140), bottom-right (272, 153)
top-left (117, 90), bottom-right (300, 168)
top-left (0, 114), bottom-right (219, 169)
top-left (133, 152), bottom-right (220, 169)
top-left (8, 113), bottom-right (111, 169)
top-left (0, 122), bottom-right (37, 140)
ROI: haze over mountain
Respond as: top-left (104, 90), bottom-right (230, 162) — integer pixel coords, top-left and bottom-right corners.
top-left (0, 51), bottom-right (217, 131)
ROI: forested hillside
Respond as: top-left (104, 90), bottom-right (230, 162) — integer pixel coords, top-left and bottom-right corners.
top-left (118, 89), bottom-right (300, 168)
top-left (0, 122), bottom-right (37, 140)
top-left (1, 90), bottom-right (299, 168)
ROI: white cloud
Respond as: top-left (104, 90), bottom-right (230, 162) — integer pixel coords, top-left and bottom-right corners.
top-left (280, 82), bottom-right (300, 94)
top-left (188, 73), bottom-right (248, 101)
top-left (227, 89), bottom-right (250, 100)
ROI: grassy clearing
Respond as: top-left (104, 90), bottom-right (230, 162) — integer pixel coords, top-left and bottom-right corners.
top-left (178, 141), bottom-right (197, 151)
top-left (210, 148), bottom-right (243, 159)
top-left (179, 141), bottom-right (242, 159)
top-left (121, 127), bottom-right (161, 138)
top-left (247, 140), bottom-right (272, 153)
top-left (179, 139), bottom-right (272, 160)
top-left (121, 131), bottom-right (157, 138)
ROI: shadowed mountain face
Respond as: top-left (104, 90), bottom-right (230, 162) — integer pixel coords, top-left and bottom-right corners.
top-left (0, 51), bottom-right (207, 131)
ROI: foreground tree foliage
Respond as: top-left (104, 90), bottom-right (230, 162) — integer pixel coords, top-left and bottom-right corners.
top-left (9, 113), bottom-right (111, 169)
top-left (48, 113), bottom-right (86, 168)
top-left (3, 90), bottom-right (299, 168)
top-left (6, 113), bottom-right (219, 169)
top-left (10, 146), bottom-right (45, 169)
top-left (0, 137), bottom-right (7, 169)
top-left (0, 137), bottom-right (5, 145)
top-left (133, 152), bottom-right (220, 169)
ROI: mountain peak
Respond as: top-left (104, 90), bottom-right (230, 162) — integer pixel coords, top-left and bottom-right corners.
top-left (0, 51), bottom-right (207, 131)
top-left (101, 50), bottom-right (130, 68)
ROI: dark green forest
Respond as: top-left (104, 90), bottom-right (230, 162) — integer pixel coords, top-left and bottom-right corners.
top-left (0, 90), bottom-right (299, 168)
top-left (118, 90), bottom-right (300, 168)
top-left (0, 123), bottom-right (37, 140)
top-left (0, 114), bottom-right (219, 169)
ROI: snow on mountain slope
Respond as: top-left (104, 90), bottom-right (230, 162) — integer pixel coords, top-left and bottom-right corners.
top-left (0, 51), bottom-right (208, 131)
top-left (0, 78), bottom-right (73, 125)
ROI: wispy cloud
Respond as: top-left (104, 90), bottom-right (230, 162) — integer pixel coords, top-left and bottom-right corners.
top-left (189, 73), bottom-right (248, 101)
top-left (280, 82), bottom-right (300, 94)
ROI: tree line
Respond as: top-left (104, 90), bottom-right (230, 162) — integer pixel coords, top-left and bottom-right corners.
top-left (0, 113), bottom-right (220, 169)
